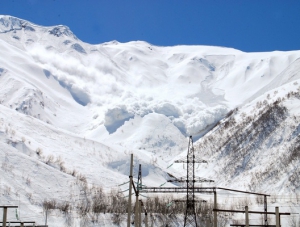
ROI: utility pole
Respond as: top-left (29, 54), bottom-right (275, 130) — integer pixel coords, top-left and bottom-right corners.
top-left (127, 154), bottom-right (134, 227)
top-left (138, 165), bottom-right (142, 227)
top-left (125, 154), bottom-right (140, 227)
top-left (139, 200), bottom-right (142, 227)
top-left (134, 193), bottom-right (139, 225)
top-left (135, 164), bottom-right (142, 226)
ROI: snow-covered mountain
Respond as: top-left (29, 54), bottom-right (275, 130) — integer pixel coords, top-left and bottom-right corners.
top-left (1, 15), bottom-right (300, 226)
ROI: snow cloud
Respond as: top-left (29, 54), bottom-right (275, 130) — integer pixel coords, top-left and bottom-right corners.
top-left (103, 96), bottom-right (227, 137)
top-left (28, 43), bottom-right (229, 137)
top-left (28, 44), bottom-right (125, 106)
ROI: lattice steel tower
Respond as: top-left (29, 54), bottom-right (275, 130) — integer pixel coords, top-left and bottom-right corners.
top-left (173, 136), bottom-right (210, 227)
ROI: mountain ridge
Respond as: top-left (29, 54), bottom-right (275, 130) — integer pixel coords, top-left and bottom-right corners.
top-left (1, 15), bottom-right (300, 226)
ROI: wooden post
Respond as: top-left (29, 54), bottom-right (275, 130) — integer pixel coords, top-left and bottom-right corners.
top-left (275, 207), bottom-right (280, 227)
top-left (45, 208), bottom-right (48, 226)
top-left (127, 154), bottom-right (134, 227)
top-left (245, 206), bottom-right (249, 227)
top-left (264, 195), bottom-right (268, 226)
top-left (135, 194), bottom-right (139, 226)
top-left (145, 211), bottom-right (148, 227)
top-left (3, 207), bottom-right (7, 227)
top-left (214, 190), bottom-right (217, 227)
top-left (138, 200), bottom-right (142, 227)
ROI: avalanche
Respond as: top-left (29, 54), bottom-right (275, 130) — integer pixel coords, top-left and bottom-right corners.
top-left (1, 15), bottom-right (300, 226)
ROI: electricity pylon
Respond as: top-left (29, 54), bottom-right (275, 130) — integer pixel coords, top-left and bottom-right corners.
top-left (171, 136), bottom-right (212, 227)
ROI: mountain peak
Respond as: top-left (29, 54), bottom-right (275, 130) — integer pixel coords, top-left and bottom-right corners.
top-left (0, 15), bottom-right (77, 40)
top-left (48, 25), bottom-right (77, 39)
top-left (0, 15), bottom-right (24, 33)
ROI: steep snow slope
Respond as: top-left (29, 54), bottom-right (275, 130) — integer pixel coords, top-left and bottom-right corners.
top-left (1, 15), bottom-right (300, 139)
top-left (1, 15), bottom-right (300, 226)
top-left (193, 80), bottom-right (300, 193)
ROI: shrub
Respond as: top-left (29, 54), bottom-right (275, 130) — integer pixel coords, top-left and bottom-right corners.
top-left (36, 148), bottom-right (43, 156)
top-left (45, 155), bottom-right (54, 165)
top-left (42, 199), bottom-right (57, 211)
top-left (58, 201), bottom-right (71, 214)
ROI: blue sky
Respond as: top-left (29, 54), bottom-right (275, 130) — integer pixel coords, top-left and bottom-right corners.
top-left (1, 0), bottom-right (300, 52)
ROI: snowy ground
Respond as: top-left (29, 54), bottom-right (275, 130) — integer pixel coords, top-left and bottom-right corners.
top-left (1, 15), bottom-right (300, 226)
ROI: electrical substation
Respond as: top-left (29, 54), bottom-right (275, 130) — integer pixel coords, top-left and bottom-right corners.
top-left (126, 136), bottom-right (292, 227)
top-left (0, 137), bottom-right (295, 227)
